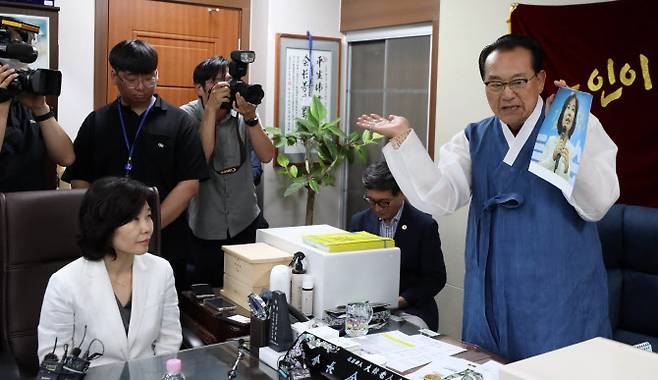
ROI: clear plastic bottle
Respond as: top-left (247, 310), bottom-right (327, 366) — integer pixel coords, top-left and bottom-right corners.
top-left (301, 274), bottom-right (314, 317)
top-left (162, 358), bottom-right (186, 380)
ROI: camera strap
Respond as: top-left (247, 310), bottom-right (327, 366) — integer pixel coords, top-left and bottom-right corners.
top-left (211, 116), bottom-right (247, 175)
top-left (116, 96), bottom-right (156, 177)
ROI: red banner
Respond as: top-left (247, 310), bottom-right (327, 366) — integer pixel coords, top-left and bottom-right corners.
top-left (511, 0), bottom-right (658, 207)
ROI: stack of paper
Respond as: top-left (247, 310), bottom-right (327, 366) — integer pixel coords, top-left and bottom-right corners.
top-left (302, 231), bottom-right (395, 252)
top-left (353, 331), bottom-right (466, 374)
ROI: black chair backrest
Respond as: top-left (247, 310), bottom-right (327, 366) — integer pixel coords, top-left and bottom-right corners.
top-left (598, 204), bottom-right (658, 338)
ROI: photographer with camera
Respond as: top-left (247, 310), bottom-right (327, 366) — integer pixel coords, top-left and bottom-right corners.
top-left (181, 53), bottom-right (273, 287)
top-left (0, 18), bottom-right (74, 192)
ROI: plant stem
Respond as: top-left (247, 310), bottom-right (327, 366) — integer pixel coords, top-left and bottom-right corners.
top-left (305, 187), bottom-right (316, 225)
top-left (304, 140), bottom-right (312, 174)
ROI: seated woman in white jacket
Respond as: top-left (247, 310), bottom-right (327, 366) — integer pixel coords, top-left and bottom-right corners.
top-left (37, 176), bottom-right (182, 367)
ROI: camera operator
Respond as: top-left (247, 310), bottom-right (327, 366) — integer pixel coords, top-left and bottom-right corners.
top-left (181, 55), bottom-right (273, 287)
top-left (0, 58), bottom-right (74, 192)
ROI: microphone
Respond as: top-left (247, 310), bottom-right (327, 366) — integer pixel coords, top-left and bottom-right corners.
top-left (0, 42), bottom-right (37, 63)
top-left (69, 325), bottom-right (86, 358)
top-left (37, 327), bottom-right (104, 380)
top-left (36, 337), bottom-right (62, 380)
top-left (61, 325), bottom-right (91, 379)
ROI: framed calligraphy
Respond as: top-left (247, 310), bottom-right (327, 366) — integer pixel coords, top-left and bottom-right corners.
top-left (274, 33), bottom-right (341, 163)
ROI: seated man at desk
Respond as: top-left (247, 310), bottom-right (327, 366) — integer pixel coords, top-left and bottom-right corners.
top-left (349, 160), bottom-right (447, 331)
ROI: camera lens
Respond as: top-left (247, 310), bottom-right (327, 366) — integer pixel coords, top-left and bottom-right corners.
top-left (238, 51), bottom-right (255, 63)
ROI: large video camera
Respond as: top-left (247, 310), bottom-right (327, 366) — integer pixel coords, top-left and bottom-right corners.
top-left (0, 17), bottom-right (61, 96)
top-left (221, 50), bottom-right (264, 110)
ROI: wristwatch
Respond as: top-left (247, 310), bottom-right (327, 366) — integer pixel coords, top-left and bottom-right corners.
top-left (34, 109), bottom-right (55, 122)
top-left (244, 117), bottom-right (259, 127)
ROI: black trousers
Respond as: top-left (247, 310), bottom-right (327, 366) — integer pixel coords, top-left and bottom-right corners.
top-left (161, 215), bottom-right (193, 292)
top-left (188, 215), bottom-right (261, 287)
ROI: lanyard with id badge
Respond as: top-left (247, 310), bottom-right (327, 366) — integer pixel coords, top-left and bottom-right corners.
top-left (116, 96), bottom-right (156, 177)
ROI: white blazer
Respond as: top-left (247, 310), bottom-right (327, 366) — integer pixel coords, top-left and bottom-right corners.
top-left (37, 253), bottom-right (182, 367)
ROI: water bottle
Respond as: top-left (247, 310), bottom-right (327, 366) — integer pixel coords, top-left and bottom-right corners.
top-left (162, 358), bottom-right (186, 380)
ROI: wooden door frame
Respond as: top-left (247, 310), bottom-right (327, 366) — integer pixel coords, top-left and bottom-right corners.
top-left (94, 0), bottom-right (251, 109)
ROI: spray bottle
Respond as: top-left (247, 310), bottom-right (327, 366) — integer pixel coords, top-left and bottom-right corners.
top-left (289, 251), bottom-right (306, 310)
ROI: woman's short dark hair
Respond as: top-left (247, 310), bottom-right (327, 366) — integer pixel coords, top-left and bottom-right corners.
top-left (362, 160), bottom-right (401, 196)
top-left (557, 93), bottom-right (579, 139)
top-left (78, 177), bottom-right (152, 261)
top-left (193, 56), bottom-right (229, 85)
top-left (478, 34), bottom-right (543, 79)
top-left (109, 39), bottom-right (158, 74)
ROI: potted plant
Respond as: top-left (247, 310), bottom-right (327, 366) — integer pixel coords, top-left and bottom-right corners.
top-left (266, 96), bottom-right (382, 225)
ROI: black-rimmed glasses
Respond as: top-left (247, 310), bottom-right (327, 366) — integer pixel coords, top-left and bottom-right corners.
top-left (484, 73), bottom-right (537, 93)
top-left (116, 70), bottom-right (159, 89)
top-left (362, 195), bottom-right (392, 208)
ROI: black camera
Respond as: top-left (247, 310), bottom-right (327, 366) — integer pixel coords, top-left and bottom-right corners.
top-left (221, 50), bottom-right (264, 110)
top-left (8, 68), bottom-right (61, 96)
top-left (0, 17), bottom-right (61, 96)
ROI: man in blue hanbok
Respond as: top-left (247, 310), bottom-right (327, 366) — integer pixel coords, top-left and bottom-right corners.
top-left (356, 34), bottom-right (619, 361)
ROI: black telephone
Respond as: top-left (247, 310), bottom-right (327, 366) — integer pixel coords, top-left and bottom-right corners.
top-left (267, 291), bottom-right (309, 352)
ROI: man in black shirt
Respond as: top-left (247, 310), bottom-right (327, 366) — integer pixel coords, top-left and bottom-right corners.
top-left (63, 40), bottom-right (208, 290)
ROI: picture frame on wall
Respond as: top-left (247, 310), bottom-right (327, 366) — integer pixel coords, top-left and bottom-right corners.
top-left (0, 2), bottom-right (58, 71)
top-left (274, 33), bottom-right (341, 164)
top-left (0, 2), bottom-right (59, 106)
top-left (0, 12), bottom-right (50, 68)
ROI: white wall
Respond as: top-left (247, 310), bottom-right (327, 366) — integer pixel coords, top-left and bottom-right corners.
top-left (250, 0), bottom-right (344, 228)
top-left (434, 0), bottom-right (615, 338)
top-left (54, 0), bottom-right (95, 138)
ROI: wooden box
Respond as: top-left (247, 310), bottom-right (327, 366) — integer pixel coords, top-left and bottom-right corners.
top-left (222, 243), bottom-right (292, 309)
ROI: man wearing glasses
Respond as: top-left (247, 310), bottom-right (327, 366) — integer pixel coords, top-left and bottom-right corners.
top-left (349, 160), bottom-right (446, 331)
top-left (180, 56), bottom-right (273, 287)
top-left (357, 34), bottom-right (618, 360)
top-left (63, 39), bottom-right (208, 291)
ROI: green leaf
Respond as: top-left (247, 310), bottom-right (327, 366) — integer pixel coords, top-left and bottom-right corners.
top-left (362, 129), bottom-right (372, 143)
top-left (289, 165), bottom-right (298, 178)
top-left (324, 117), bottom-right (340, 129)
top-left (317, 99), bottom-right (328, 122)
top-left (310, 96), bottom-right (327, 122)
top-left (317, 158), bottom-right (327, 171)
top-left (355, 146), bottom-right (367, 163)
top-left (324, 175), bottom-right (336, 187)
top-left (326, 124), bottom-right (346, 139)
top-left (310, 166), bottom-right (323, 177)
top-left (307, 111), bottom-right (319, 128)
top-left (285, 135), bottom-right (298, 146)
top-left (308, 178), bottom-right (320, 193)
top-left (346, 149), bottom-right (355, 163)
top-left (284, 181), bottom-right (305, 197)
top-left (323, 137), bottom-right (338, 160)
top-left (296, 118), bottom-right (317, 133)
top-left (349, 131), bottom-right (361, 143)
top-left (317, 148), bottom-right (327, 163)
top-left (277, 153), bottom-right (290, 168)
top-left (264, 127), bottom-right (281, 136)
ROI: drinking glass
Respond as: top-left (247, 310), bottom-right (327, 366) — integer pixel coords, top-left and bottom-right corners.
top-left (345, 301), bottom-right (373, 337)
